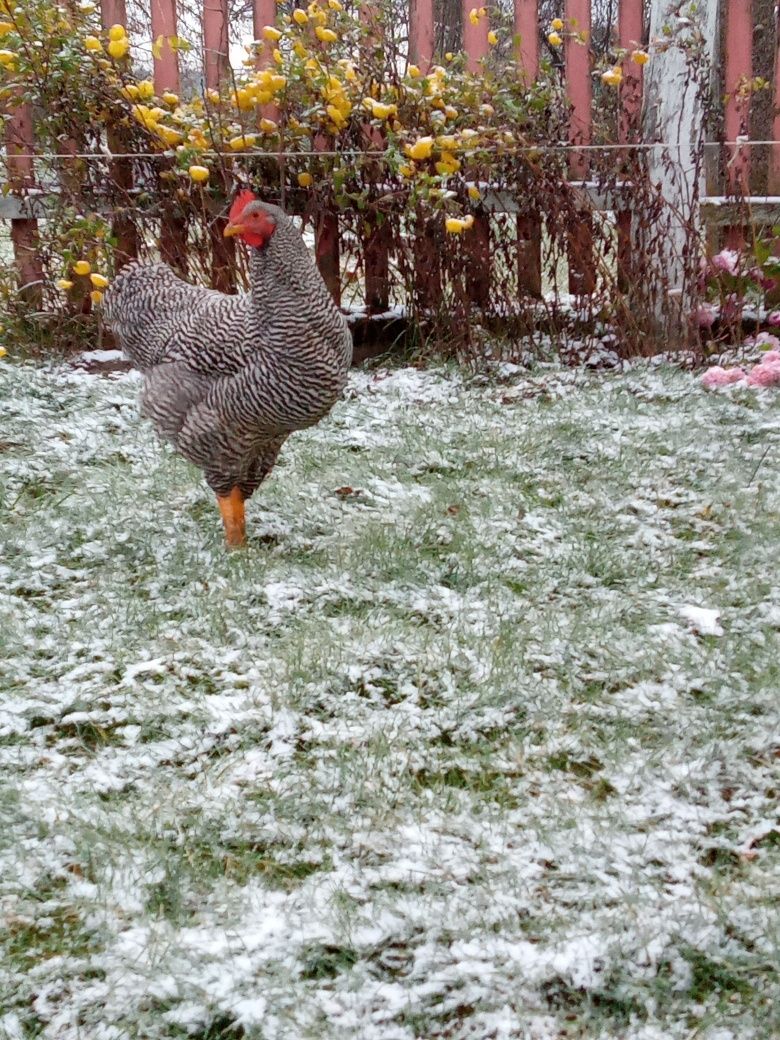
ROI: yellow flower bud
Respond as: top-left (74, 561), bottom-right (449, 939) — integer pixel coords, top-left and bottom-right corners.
top-left (445, 217), bottom-right (468, 234)
top-left (631, 49), bottom-right (649, 66)
top-left (108, 24), bottom-right (127, 41)
top-left (262, 25), bottom-right (282, 42)
top-left (162, 91), bottom-right (179, 105)
top-left (292, 9), bottom-right (308, 25)
top-left (601, 66), bottom-right (623, 87)
top-left (137, 79), bottom-right (155, 100)
top-left (0, 345), bottom-right (6, 358)
top-left (0, 20), bottom-right (15, 36)
top-left (328, 0), bottom-right (343, 9)
top-left (56, 278), bottom-right (74, 290)
top-left (487, 30), bottom-right (498, 45)
top-left (315, 26), bottom-right (338, 43)
top-left (408, 64), bottom-right (421, 78)
top-left (84, 35), bottom-right (103, 52)
top-left (547, 32), bottom-right (562, 47)
top-left (90, 290), bottom-right (104, 305)
top-left (551, 18), bottom-right (564, 31)
top-left (72, 261), bottom-right (91, 276)
top-left (107, 37), bottom-right (129, 60)
top-left (405, 136), bottom-right (434, 161)
top-left (188, 164), bottom-right (210, 183)
top-left (297, 171), bottom-right (313, 188)
top-left (90, 273), bottom-right (109, 289)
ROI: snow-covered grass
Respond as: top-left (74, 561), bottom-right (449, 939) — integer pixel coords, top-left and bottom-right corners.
top-left (1, 360), bottom-right (778, 1040)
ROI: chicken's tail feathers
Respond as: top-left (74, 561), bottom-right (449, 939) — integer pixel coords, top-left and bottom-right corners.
top-left (104, 261), bottom-right (223, 368)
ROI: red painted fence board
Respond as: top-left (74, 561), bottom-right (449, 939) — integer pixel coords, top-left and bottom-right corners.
top-left (514, 0), bottom-right (541, 298)
top-left (565, 0), bottom-right (595, 295)
top-left (203, 0), bottom-right (230, 91)
top-left (150, 0), bottom-right (180, 93)
top-left (514, 0), bottom-right (539, 83)
top-left (462, 1), bottom-right (489, 74)
top-left (409, 0), bottom-right (435, 74)
top-left (5, 103), bottom-right (44, 305)
top-left (724, 0), bottom-right (753, 248)
top-left (617, 0), bottom-right (644, 292)
top-left (252, 0), bottom-right (278, 68)
top-left (771, 5), bottom-right (780, 193)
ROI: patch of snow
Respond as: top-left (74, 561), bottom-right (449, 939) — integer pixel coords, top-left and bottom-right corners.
top-left (678, 605), bottom-right (724, 637)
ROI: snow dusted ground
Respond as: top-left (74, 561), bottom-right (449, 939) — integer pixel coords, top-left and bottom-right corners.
top-left (1, 360), bottom-right (778, 1040)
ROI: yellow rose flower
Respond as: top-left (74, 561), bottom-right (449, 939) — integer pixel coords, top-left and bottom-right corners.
top-left (107, 37), bottom-right (129, 60)
top-left (551, 18), bottom-right (564, 31)
top-left (406, 136), bottom-right (434, 161)
top-left (445, 216), bottom-right (474, 234)
top-left (601, 66), bottom-right (623, 87)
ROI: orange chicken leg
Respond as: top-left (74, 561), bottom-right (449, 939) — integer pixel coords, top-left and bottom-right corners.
top-left (216, 487), bottom-right (246, 548)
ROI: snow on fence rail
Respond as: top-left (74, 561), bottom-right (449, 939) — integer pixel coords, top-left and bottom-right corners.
top-left (1, 0), bottom-right (776, 344)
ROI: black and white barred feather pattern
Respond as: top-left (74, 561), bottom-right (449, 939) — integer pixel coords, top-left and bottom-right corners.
top-left (104, 202), bottom-right (352, 498)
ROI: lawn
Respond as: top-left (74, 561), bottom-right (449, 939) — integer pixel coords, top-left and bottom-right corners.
top-left (1, 358), bottom-right (778, 1040)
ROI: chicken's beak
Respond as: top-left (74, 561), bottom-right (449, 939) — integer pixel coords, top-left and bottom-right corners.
top-left (223, 221), bottom-right (244, 238)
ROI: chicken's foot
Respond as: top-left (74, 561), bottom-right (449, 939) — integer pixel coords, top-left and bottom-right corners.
top-left (216, 487), bottom-right (246, 548)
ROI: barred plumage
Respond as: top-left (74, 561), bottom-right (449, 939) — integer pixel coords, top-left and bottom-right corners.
top-left (103, 196), bottom-right (353, 544)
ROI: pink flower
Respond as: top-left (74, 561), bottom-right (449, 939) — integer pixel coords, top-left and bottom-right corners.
top-left (747, 363), bottom-right (780, 387)
top-left (701, 366), bottom-right (746, 388)
top-left (752, 332), bottom-right (780, 351)
top-left (762, 350), bottom-right (780, 365)
top-left (711, 249), bottom-right (741, 276)
top-left (767, 311), bottom-right (780, 326)
top-left (696, 303), bottom-right (716, 328)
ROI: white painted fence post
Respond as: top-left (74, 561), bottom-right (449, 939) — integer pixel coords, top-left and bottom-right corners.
top-left (643, 0), bottom-right (719, 346)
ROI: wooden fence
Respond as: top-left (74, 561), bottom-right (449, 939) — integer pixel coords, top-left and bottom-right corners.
top-left (2, 0), bottom-right (778, 340)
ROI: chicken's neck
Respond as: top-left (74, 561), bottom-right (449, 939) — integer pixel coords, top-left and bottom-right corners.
top-left (248, 228), bottom-right (350, 372)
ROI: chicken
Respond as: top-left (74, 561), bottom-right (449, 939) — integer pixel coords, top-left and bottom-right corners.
top-left (104, 191), bottom-right (353, 546)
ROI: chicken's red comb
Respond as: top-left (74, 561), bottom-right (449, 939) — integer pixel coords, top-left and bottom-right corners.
top-left (229, 189), bottom-right (257, 222)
